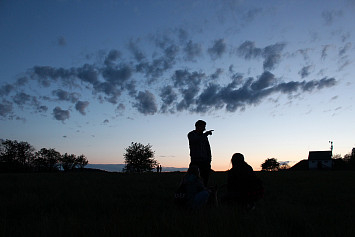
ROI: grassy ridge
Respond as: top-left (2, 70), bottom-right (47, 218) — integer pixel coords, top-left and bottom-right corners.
top-left (0, 171), bottom-right (354, 237)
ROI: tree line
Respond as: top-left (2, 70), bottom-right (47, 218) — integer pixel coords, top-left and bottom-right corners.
top-left (3, 138), bottom-right (353, 173)
top-left (261, 150), bottom-right (355, 171)
top-left (123, 142), bottom-right (355, 173)
top-left (0, 139), bottom-right (88, 173)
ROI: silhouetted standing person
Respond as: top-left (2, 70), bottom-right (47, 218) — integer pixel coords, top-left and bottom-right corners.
top-left (188, 120), bottom-right (213, 186)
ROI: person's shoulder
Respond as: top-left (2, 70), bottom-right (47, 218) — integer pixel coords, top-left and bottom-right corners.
top-left (187, 130), bottom-right (196, 136)
top-left (228, 168), bottom-right (236, 175)
top-left (246, 163), bottom-right (254, 171)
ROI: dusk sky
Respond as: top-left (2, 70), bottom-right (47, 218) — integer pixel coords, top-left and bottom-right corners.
top-left (1, 0), bottom-right (354, 171)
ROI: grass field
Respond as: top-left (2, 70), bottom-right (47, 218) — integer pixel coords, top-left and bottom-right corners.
top-left (1, 171), bottom-right (355, 237)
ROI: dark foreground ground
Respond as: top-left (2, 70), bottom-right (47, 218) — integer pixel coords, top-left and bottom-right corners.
top-left (0, 171), bottom-right (354, 237)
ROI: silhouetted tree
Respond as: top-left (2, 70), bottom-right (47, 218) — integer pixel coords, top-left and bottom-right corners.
top-left (344, 152), bottom-right (355, 169)
top-left (1, 139), bottom-right (90, 173)
top-left (123, 142), bottom-right (157, 173)
top-left (75, 154), bottom-right (88, 169)
top-left (351, 149), bottom-right (355, 169)
top-left (34, 148), bottom-right (61, 171)
top-left (0, 139), bottom-right (35, 172)
top-left (261, 158), bottom-right (280, 171)
top-left (60, 153), bottom-right (77, 171)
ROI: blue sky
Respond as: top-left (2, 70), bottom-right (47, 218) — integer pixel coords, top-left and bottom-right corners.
top-left (1, 0), bottom-right (354, 171)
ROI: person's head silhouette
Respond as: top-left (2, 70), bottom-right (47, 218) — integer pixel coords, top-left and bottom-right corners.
top-left (231, 153), bottom-right (245, 167)
top-left (195, 120), bottom-right (206, 133)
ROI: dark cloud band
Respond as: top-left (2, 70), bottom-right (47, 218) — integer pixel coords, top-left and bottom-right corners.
top-left (0, 35), bottom-right (339, 121)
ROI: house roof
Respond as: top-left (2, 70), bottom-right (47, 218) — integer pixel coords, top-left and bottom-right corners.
top-left (308, 151), bottom-right (332, 160)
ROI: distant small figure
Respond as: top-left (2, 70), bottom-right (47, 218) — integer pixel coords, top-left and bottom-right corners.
top-left (174, 166), bottom-right (209, 209)
top-left (222, 153), bottom-right (264, 209)
top-left (156, 165), bottom-right (162, 173)
top-left (188, 120), bottom-right (213, 186)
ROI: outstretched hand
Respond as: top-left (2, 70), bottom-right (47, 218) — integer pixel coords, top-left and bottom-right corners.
top-left (205, 130), bottom-right (214, 136)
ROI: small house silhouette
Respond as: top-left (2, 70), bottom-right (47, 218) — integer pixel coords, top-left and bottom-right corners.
top-left (308, 151), bottom-right (332, 170)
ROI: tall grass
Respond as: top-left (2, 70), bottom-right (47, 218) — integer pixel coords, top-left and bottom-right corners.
top-left (0, 171), bottom-right (354, 236)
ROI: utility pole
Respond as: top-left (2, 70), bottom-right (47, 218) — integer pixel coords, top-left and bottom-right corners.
top-left (329, 141), bottom-right (333, 157)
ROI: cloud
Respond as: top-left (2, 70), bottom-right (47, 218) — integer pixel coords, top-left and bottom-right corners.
top-left (339, 42), bottom-right (352, 56)
top-left (12, 92), bottom-right (32, 106)
top-left (183, 40), bottom-right (203, 61)
top-left (0, 84), bottom-right (15, 96)
top-left (276, 77), bottom-right (336, 94)
top-left (15, 77), bottom-right (29, 86)
top-left (52, 89), bottom-right (80, 103)
top-left (262, 43), bottom-right (286, 70)
top-left (296, 48), bottom-right (312, 61)
top-left (302, 77), bottom-right (337, 91)
top-left (57, 36), bottom-right (66, 46)
top-left (218, 77), bottom-right (256, 112)
top-left (237, 41), bottom-right (262, 59)
top-left (210, 68), bottom-right (223, 80)
top-left (116, 103), bottom-right (125, 112)
top-left (280, 161), bottom-right (290, 166)
top-left (208, 39), bottom-right (227, 60)
top-left (37, 105), bottom-right (48, 113)
top-left (75, 101), bottom-right (89, 115)
top-left (341, 32), bottom-right (350, 43)
top-left (6, 91), bottom-right (47, 115)
top-left (76, 64), bottom-right (99, 85)
top-left (0, 100), bottom-right (13, 118)
top-left (8, 56), bottom-right (338, 120)
top-left (172, 69), bottom-right (205, 88)
top-left (0, 32), bottom-right (340, 121)
top-left (177, 28), bottom-right (189, 43)
top-left (196, 83), bottom-right (223, 113)
top-left (321, 10), bottom-right (343, 25)
top-left (53, 107), bottom-right (70, 121)
top-left (176, 84), bottom-right (200, 112)
top-left (172, 69), bottom-right (205, 112)
top-left (338, 58), bottom-right (351, 71)
top-left (251, 71), bottom-right (277, 91)
top-left (94, 82), bottom-right (122, 104)
top-left (242, 8), bottom-right (262, 23)
top-left (298, 65), bottom-right (314, 78)
top-left (102, 64), bottom-right (133, 87)
top-left (321, 45), bottom-right (332, 60)
top-left (12, 92), bottom-right (43, 111)
top-left (31, 66), bottom-right (76, 87)
top-left (159, 86), bottom-right (177, 113)
top-left (191, 72), bottom-right (336, 113)
top-left (237, 41), bottom-right (286, 70)
top-left (128, 39), bottom-right (145, 62)
top-left (133, 90), bottom-right (157, 115)
top-left (330, 96), bottom-right (338, 101)
top-left (104, 49), bottom-right (121, 66)
top-left (28, 53), bottom-right (135, 107)
top-left (135, 44), bottom-right (179, 81)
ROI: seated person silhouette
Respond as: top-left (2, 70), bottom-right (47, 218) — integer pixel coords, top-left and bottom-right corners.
top-left (174, 165), bottom-right (210, 209)
top-left (222, 153), bottom-right (263, 209)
